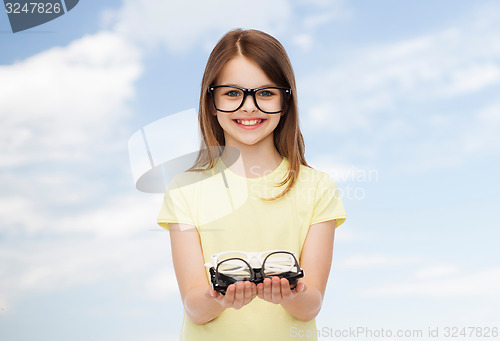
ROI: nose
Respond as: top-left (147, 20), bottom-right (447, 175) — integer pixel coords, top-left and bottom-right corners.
top-left (240, 93), bottom-right (258, 112)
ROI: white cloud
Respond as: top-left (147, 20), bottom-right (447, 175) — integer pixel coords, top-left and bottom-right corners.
top-left (308, 155), bottom-right (379, 184)
top-left (360, 267), bottom-right (500, 296)
top-left (0, 197), bottom-right (38, 232)
top-left (0, 189), bottom-right (178, 311)
top-left (0, 192), bottom-right (162, 239)
top-left (413, 265), bottom-right (459, 279)
top-left (293, 34), bottom-right (314, 52)
top-left (107, 0), bottom-right (293, 52)
top-left (0, 294), bottom-right (6, 313)
top-left (309, 8), bottom-right (500, 114)
top-left (335, 254), bottom-right (421, 269)
top-left (334, 228), bottom-right (357, 241)
top-left (303, 12), bottom-right (338, 29)
top-left (395, 98), bottom-right (500, 173)
top-left (105, 0), bottom-right (351, 54)
top-left (143, 269), bottom-right (180, 300)
top-left (0, 30), bottom-right (142, 168)
top-left (300, 24), bottom-right (500, 131)
top-left (0, 231), bottom-right (175, 307)
top-left (120, 334), bottom-right (180, 341)
top-left (298, 6), bottom-right (500, 172)
top-left (301, 0), bottom-right (349, 28)
top-left (59, 194), bottom-right (162, 238)
top-left (463, 100), bottom-right (500, 155)
top-left (440, 63), bottom-right (500, 96)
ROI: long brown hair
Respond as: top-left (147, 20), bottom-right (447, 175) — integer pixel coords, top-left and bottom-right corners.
top-left (190, 28), bottom-right (308, 199)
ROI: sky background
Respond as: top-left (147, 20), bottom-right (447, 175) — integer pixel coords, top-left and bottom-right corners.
top-left (1, 1), bottom-right (499, 340)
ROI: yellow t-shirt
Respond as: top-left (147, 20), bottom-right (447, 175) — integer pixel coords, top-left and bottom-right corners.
top-left (157, 157), bottom-right (346, 341)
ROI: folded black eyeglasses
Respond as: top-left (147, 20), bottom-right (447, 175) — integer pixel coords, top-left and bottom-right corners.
top-left (205, 250), bottom-right (304, 295)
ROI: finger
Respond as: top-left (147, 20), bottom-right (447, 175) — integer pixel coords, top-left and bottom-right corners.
top-left (271, 276), bottom-right (282, 303)
top-left (296, 281), bottom-right (305, 293)
top-left (256, 282), bottom-right (264, 299)
top-left (206, 287), bottom-right (215, 298)
top-left (233, 282), bottom-right (245, 309)
top-left (208, 288), bottom-right (221, 299)
top-left (281, 278), bottom-right (293, 301)
top-left (263, 278), bottom-right (272, 301)
top-left (251, 282), bottom-right (257, 299)
top-left (221, 284), bottom-right (236, 307)
top-left (243, 281), bottom-right (254, 304)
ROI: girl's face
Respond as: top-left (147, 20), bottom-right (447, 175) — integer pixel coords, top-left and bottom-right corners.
top-left (213, 55), bottom-right (282, 150)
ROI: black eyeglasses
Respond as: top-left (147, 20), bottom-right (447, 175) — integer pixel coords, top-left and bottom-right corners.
top-left (208, 85), bottom-right (292, 114)
top-left (207, 250), bottom-right (304, 295)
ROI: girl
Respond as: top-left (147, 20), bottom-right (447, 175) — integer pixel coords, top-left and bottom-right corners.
top-left (158, 29), bottom-right (346, 341)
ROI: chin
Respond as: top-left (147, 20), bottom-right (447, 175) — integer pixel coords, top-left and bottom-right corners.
top-left (225, 131), bottom-right (274, 148)
top-left (236, 139), bottom-right (262, 147)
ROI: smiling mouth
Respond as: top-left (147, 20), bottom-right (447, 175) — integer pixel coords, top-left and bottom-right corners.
top-left (233, 119), bottom-right (265, 126)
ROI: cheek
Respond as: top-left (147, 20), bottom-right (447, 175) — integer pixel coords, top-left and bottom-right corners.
top-left (269, 116), bottom-right (282, 129)
top-left (216, 113), bottom-right (230, 128)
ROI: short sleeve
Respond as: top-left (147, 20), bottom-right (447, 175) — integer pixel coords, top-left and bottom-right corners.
top-left (157, 178), bottom-right (196, 230)
top-left (310, 172), bottom-right (346, 228)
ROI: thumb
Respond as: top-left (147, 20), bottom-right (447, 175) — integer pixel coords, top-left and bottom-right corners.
top-left (295, 282), bottom-right (305, 293)
top-left (206, 287), bottom-right (219, 298)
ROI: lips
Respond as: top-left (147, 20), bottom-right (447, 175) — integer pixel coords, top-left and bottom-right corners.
top-left (232, 118), bottom-right (267, 129)
top-left (234, 119), bottom-right (264, 126)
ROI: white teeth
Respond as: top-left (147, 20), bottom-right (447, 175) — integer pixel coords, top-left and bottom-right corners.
top-left (236, 119), bottom-right (263, 126)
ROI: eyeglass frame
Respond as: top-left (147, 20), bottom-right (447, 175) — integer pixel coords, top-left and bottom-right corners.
top-left (207, 250), bottom-right (304, 295)
top-left (208, 85), bottom-right (292, 114)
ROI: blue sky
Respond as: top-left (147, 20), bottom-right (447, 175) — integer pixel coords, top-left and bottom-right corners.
top-left (1, 1), bottom-right (499, 340)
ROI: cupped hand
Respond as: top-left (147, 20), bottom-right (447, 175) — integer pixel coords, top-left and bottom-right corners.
top-left (207, 281), bottom-right (257, 310)
top-left (256, 277), bottom-right (305, 304)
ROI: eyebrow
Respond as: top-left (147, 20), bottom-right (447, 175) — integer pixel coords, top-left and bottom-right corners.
top-left (220, 83), bottom-right (277, 89)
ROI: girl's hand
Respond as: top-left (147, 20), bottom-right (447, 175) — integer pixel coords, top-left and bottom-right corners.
top-left (207, 281), bottom-right (257, 310)
top-left (256, 277), bottom-right (305, 304)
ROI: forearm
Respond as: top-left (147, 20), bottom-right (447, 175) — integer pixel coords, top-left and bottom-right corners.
top-left (281, 286), bottom-right (323, 321)
top-left (183, 287), bottom-right (225, 325)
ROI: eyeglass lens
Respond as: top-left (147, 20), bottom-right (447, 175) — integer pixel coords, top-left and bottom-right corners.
top-left (217, 258), bottom-right (253, 281)
top-left (262, 252), bottom-right (297, 276)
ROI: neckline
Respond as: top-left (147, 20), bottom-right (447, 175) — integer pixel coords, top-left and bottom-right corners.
top-left (216, 157), bottom-right (288, 181)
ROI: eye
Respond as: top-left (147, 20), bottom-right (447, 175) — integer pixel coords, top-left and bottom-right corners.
top-left (225, 89), bottom-right (242, 97)
top-left (259, 90), bottom-right (274, 97)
